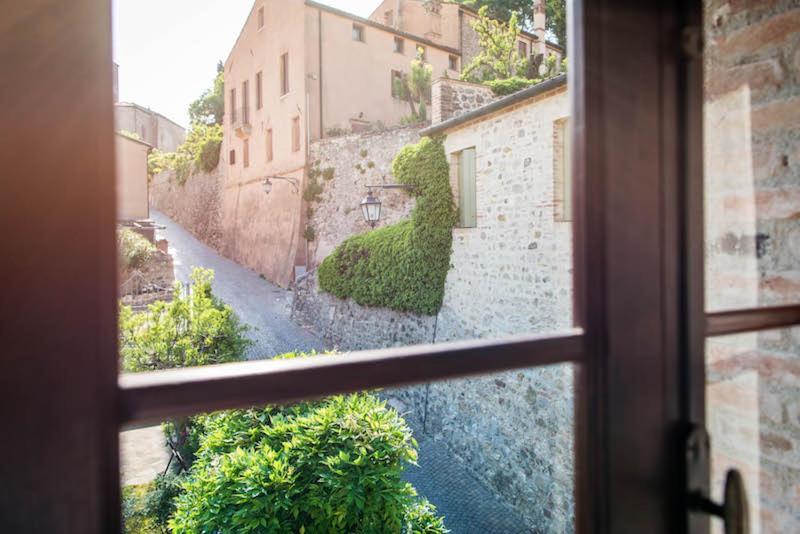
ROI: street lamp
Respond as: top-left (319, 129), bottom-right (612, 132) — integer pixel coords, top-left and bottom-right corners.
top-left (262, 176), bottom-right (299, 195)
top-left (360, 190), bottom-right (381, 227)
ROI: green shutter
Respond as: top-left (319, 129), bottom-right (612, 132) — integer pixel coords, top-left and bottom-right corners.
top-left (459, 148), bottom-right (477, 228)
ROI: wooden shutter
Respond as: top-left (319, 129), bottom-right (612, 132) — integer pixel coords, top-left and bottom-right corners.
top-left (459, 148), bottom-right (476, 228)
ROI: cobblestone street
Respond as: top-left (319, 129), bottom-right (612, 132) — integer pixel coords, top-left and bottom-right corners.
top-left (121, 210), bottom-right (532, 533)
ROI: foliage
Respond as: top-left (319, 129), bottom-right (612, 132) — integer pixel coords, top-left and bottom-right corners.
top-left (118, 130), bottom-right (142, 141)
top-left (461, 6), bottom-right (528, 82)
top-left (122, 483), bottom-right (159, 534)
top-left (119, 267), bottom-right (250, 372)
top-left (318, 136), bottom-right (456, 315)
top-left (303, 226), bottom-right (316, 242)
top-left (455, 0), bottom-right (567, 50)
top-left (321, 166), bottom-right (335, 181)
top-left (303, 161), bottom-right (326, 202)
top-left (169, 353), bottom-right (447, 533)
top-left (188, 61), bottom-right (224, 126)
top-left (118, 228), bottom-right (156, 269)
top-left (148, 123), bottom-right (222, 185)
top-left (324, 125), bottom-right (350, 137)
top-left (485, 76), bottom-right (536, 95)
top-left (394, 48), bottom-right (433, 123)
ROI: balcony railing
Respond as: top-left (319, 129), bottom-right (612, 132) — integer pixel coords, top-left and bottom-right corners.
top-left (233, 107), bottom-right (251, 138)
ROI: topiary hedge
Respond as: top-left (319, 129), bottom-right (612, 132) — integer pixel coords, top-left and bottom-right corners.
top-left (318, 136), bottom-right (456, 315)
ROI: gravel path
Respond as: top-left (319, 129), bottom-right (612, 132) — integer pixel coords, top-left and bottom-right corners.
top-left (123, 211), bottom-right (531, 532)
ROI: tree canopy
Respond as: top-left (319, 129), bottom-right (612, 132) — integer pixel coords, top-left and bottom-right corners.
top-left (188, 60), bottom-right (224, 126)
top-left (456, 0), bottom-right (567, 51)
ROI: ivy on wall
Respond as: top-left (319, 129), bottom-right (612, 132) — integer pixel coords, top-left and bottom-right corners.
top-left (318, 136), bottom-right (456, 315)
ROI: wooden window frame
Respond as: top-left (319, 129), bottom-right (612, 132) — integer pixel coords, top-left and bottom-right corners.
top-left (394, 36), bottom-right (404, 54)
top-left (243, 139), bottom-right (249, 168)
top-left (4, 1), bottom-right (800, 532)
top-left (280, 52), bottom-right (289, 96)
top-left (291, 116), bottom-right (300, 153)
top-left (352, 23), bottom-right (365, 43)
top-left (266, 128), bottom-right (273, 162)
top-left (257, 6), bottom-right (265, 30)
top-left (255, 71), bottom-right (263, 110)
top-left (241, 79), bottom-right (249, 125)
top-left (230, 87), bottom-right (236, 124)
top-left (455, 147), bottom-right (477, 228)
top-left (229, 149), bottom-right (236, 165)
top-left (448, 54), bottom-right (458, 71)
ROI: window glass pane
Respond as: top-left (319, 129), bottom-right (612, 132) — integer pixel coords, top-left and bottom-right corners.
top-left (706, 327), bottom-right (800, 533)
top-left (704, 1), bottom-right (800, 311)
top-left (120, 363), bottom-right (576, 533)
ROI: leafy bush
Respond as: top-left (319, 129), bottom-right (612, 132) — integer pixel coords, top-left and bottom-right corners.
top-left (122, 483), bottom-right (159, 534)
top-left (118, 228), bottom-right (156, 269)
top-left (303, 226), bottom-right (316, 242)
top-left (169, 358), bottom-right (447, 533)
top-left (119, 267), bottom-right (250, 372)
top-left (318, 136), bottom-right (456, 315)
top-left (485, 76), bottom-right (537, 96)
top-left (148, 123), bottom-right (222, 185)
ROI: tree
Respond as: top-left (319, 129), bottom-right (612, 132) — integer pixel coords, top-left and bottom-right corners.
top-left (461, 6), bottom-right (528, 82)
top-left (188, 61), bottom-right (224, 126)
top-left (394, 48), bottom-right (433, 123)
top-left (456, 0), bottom-right (567, 51)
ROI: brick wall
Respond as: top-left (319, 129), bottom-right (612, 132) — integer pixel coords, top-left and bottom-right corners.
top-left (704, 2), bottom-right (800, 532)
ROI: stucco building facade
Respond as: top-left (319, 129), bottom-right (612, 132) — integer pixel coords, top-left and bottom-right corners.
top-left (221, 0), bottom-right (564, 286)
top-left (115, 132), bottom-right (152, 223)
top-left (114, 102), bottom-right (186, 153)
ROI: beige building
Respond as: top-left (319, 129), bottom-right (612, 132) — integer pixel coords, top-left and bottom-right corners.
top-left (115, 132), bottom-right (152, 222)
top-left (221, 0), bottom-right (564, 286)
top-left (115, 102), bottom-right (186, 152)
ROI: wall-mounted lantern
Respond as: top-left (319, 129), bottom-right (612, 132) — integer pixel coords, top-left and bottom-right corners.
top-left (263, 176), bottom-right (299, 195)
top-left (359, 182), bottom-right (416, 227)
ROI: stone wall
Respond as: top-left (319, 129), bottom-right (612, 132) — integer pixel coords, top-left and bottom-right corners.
top-left (150, 168), bottom-right (224, 251)
top-left (704, 2), bottom-right (800, 532)
top-left (431, 77), bottom-right (498, 124)
top-left (292, 82), bottom-right (574, 530)
top-left (306, 125), bottom-right (423, 267)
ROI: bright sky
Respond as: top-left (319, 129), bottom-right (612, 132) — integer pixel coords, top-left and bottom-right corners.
top-left (112, 1), bottom-right (381, 128)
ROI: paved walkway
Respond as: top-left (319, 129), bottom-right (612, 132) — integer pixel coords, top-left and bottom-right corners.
top-left (122, 211), bottom-right (531, 532)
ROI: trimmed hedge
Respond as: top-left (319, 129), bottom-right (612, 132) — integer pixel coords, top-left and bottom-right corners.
top-left (318, 136), bottom-right (456, 315)
top-left (485, 76), bottom-right (537, 96)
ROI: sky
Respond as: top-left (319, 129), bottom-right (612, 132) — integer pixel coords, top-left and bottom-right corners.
top-left (112, 0), bottom-right (381, 128)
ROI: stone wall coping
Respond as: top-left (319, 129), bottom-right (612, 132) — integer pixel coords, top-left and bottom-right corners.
top-left (311, 124), bottom-right (425, 148)
top-left (431, 77), bottom-right (495, 91)
top-left (422, 74), bottom-right (567, 136)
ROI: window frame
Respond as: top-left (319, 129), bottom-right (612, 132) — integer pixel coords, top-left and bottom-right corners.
top-left (241, 79), bottom-right (249, 124)
top-left (394, 36), bottom-right (404, 54)
top-left (6, 1), bottom-right (800, 533)
top-left (352, 23), bottom-right (365, 43)
top-left (280, 52), bottom-right (289, 96)
top-left (230, 87), bottom-right (236, 124)
top-left (291, 116), bottom-right (300, 152)
top-left (455, 147), bottom-right (477, 228)
top-left (448, 54), bottom-right (458, 71)
top-left (243, 138), bottom-right (249, 168)
top-left (255, 71), bottom-right (263, 110)
top-left (266, 128), bottom-right (273, 162)
top-left (390, 69), bottom-right (403, 99)
top-left (257, 6), bottom-right (265, 30)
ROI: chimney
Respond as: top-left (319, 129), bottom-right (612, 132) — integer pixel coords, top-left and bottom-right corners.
top-left (533, 0), bottom-right (546, 56)
top-left (394, 0), bottom-right (402, 30)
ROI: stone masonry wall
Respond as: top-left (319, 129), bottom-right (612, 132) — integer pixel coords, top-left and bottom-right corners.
top-left (306, 125), bottom-right (423, 268)
top-left (292, 83), bottom-right (574, 530)
top-left (704, 2), bottom-right (800, 532)
top-left (150, 168), bottom-right (224, 251)
top-left (431, 77), bottom-right (498, 124)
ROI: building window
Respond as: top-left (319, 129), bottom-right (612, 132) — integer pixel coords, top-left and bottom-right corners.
top-left (391, 70), bottom-right (403, 99)
top-left (255, 71), bottom-right (263, 110)
top-left (257, 6), bottom-right (264, 30)
top-left (292, 116), bottom-right (300, 152)
top-left (280, 53), bottom-right (289, 96)
top-left (456, 148), bottom-right (477, 228)
top-left (352, 23), bottom-right (365, 42)
top-left (384, 10), bottom-right (394, 26)
top-left (243, 139), bottom-right (250, 168)
top-left (416, 45), bottom-right (426, 61)
top-left (553, 117), bottom-right (572, 222)
top-left (266, 128), bottom-right (273, 162)
top-left (230, 88), bottom-right (236, 124)
top-left (394, 36), bottom-right (404, 54)
top-left (229, 149), bottom-right (236, 165)
top-left (448, 55), bottom-right (458, 71)
top-left (518, 41), bottom-right (528, 58)
top-left (242, 79), bottom-right (249, 124)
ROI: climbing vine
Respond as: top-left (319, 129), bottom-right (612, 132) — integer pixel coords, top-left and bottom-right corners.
top-left (318, 136), bottom-right (456, 315)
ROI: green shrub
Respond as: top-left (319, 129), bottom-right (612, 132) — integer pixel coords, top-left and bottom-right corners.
top-left (147, 123), bottom-right (222, 185)
top-left (169, 366), bottom-right (447, 533)
top-left (122, 483), bottom-right (159, 534)
top-left (119, 267), bottom-right (250, 372)
top-left (118, 228), bottom-right (156, 269)
top-left (318, 136), bottom-right (456, 315)
top-left (303, 226), bottom-right (316, 242)
top-left (485, 76), bottom-right (537, 96)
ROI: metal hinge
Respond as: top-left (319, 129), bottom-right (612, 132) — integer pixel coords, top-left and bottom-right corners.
top-left (685, 425), bottom-right (749, 534)
top-left (681, 26), bottom-right (704, 59)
